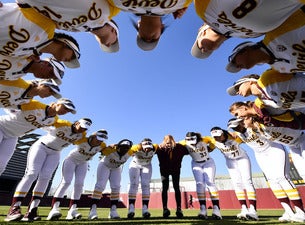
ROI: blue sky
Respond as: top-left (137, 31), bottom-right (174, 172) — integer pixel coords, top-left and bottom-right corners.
top-left (3, 1), bottom-right (271, 193)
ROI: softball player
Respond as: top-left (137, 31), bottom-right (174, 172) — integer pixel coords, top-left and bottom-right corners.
top-left (179, 132), bottom-right (222, 220)
top-left (228, 118), bottom-right (305, 222)
top-left (191, 0), bottom-right (302, 58)
top-left (0, 98), bottom-right (76, 181)
top-left (88, 139), bottom-right (133, 220)
top-left (7, 117), bottom-right (91, 222)
top-left (226, 7), bottom-right (305, 74)
top-left (108, 0), bottom-right (192, 51)
top-left (209, 127), bottom-right (258, 220)
top-left (0, 3), bottom-right (80, 68)
top-left (227, 71), bottom-right (305, 111)
top-left (127, 138), bottom-right (158, 219)
top-left (0, 56), bottom-right (65, 84)
top-left (47, 129), bottom-right (107, 221)
top-left (16, 0), bottom-right (120, 53)
top-left (0, 78), bottom-right (61, 109)
top-left (229, 100), bottom-right (305, 130)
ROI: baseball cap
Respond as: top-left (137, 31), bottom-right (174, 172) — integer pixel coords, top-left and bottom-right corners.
top-left (78, 118), bottom-right (92, 129)
top-left (226, 41), bottom-right (257, 73)
top-left (56, 98), bottom-right (76, 114)
top-left (141, 138), bottom-right (153, 149)
top-left (226, 74), bottom-right (259, 96)
top-left (56, 38), bottom-right (80, 69)
top-left (227, 118), bottom-right (243, 129)
top-left (38, 79), bottom-right (62, 99)
top-left (191, 24), bottom-right (213, 59)
top-left (44, 58), bottom-right (65, 85)
top-left (95, 20), bottom-right (120, 53)
top-left (95, 129), bottom-right (108, 141)
top-left (210, 129), bottom-right (223, 137)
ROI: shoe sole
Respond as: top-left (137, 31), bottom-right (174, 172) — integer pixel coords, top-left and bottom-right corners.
top-left (198, 214), bottom-right (208, 219)
top-left (4, 214), bottom-right (23, 222)
top-left (47, 213), bottom-right (62, 221)
top-left (212, 214), bottom-right (222, 220)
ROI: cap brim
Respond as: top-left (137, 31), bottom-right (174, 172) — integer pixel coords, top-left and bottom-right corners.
top-left (96, 135), bottom-right (106, 141)
top-left (191, 41), bottom-right (212, 59)
top-left (63, 59), bottom-right (80, 69)
top-left (99, 41), bottom-right (119, 53)
top-left (52, 92), bottom-right (62, 99)
top-left (137, 35), bottom-right (159, 51)
top-left (226, 86), bottom-right (238, 96)
top-left (226, 62), bottom-right (241, 73)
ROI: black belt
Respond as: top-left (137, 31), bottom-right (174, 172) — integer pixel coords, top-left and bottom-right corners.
top-left (41, 142), bottom-right (58, 151)
top-left (17, 3), bottom-right (32, 8)
top-left (196, 158), bottom-right (209, 163)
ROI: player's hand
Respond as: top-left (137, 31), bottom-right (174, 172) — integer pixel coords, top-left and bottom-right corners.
top-left (173, 7), bottom-right (187, 19)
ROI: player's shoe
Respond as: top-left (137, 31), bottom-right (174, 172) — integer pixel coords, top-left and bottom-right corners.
top-left (198, 205), bottom-right (208, 219)
top-left (176, 208), bottom-right (184, 218)
top-left (108, 205), bottom-right (120, 219)
top-left (66, 204), bottom-right (82, 220)
top-left (237, 205), bottom-right (249, 220)
top-left (278, 212), bottom-right (292, 222)
top-left (127, 204), bottom-right (135, 219)
top-left (291, 207), bottom-right (305, 222)
top-left (21, 207), bottom-right (41, 222)
top-left (212, 205), bottom-right (222, 220)
top-left (4, 206), bottom-right (23, 222)
top-left (246, 205), bottom-right (259, 221)
top-left (88, 204), bottom-right (98, 220)
top-left (163, 208), bottom-right (170, 218)
top-left (47, 207), bottom-right (62, 220)
top-left (142, 205), bottom-right (151, 219)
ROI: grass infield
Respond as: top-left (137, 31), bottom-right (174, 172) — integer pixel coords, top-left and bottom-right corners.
top-left (0, 206), bottom-right (296, 224)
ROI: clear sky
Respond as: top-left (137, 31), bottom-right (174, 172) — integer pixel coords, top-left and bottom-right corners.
top-left (3, 1), bottom-right (270, 193)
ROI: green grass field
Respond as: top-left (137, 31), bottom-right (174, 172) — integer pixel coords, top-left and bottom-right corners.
top-left (0, 206), bottom-right (296, 225)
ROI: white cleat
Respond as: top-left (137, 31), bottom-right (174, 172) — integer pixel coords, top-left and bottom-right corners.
top-left (109, 205), bottom-right (120, 219)
top-left (88, 204), bottom-right (98, 220)
top-left (237, 205), bottom-right (248, 220)
top-left (142, 205), bottom-right (151, 219)
top-left (212, 205), bottom-right (222, 220)
top-left (246, 205), bottom-right (259, 221)
top-left (291, 207), bottom-right (305, 223)
top-left (278, 212), bottom-right (292, 222)
top-left (127, 204), bottom-right (135, 219)
top-left (46, 208), bottom-right (62, 221)
top-left (66, 204), bottom-right (82, 220)
top-left (198, 205), bottom-right (208, 219)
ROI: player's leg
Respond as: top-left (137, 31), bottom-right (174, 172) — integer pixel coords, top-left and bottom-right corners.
top-left (127, 161), bottom-right (140, 218)
top-left (0, 134), bottom-right (18, 175)
top-left (204, 158), bottom-right (222, 219)
top-left (141, 163), bottom-right (152, 218)
top-left (88, 161), bottom-right (110, 220)
top-left (108, 167), bottom-right (122, 219)
top-left (172, 171), bottom-right (183, 218)
top-left (160, 171), bottom-right (170, 218)
top-left (66, 161), bottom-right (87, 220)
top-left (191, 160), bottom-right (207, 219)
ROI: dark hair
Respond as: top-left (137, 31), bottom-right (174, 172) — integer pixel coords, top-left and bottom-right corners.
top-left (141, 138), bottom-right (152, 143)
top-left (53, 32), bottom-right (80, 50)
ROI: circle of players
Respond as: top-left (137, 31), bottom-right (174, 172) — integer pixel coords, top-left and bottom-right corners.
top-left (1, 0), bottom-right (305, 223)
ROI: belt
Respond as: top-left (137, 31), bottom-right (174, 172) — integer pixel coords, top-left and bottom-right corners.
top-left (17, 3), bottom-right (32, 8)
top-left (196, 158), bottom-right (210, 163)
top-left (41, 142), bottom-right (58, 151)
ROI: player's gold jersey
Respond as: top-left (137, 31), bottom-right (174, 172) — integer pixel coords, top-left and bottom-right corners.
top-left (0, 78), bottom-right (32, 108)
top-left (39, 119), bottom-right (86, 151)
top-left (0, 100), bottom-right (56, 137)
top-left (0, 3), bottom-right (55, 57)
top-left (17, 0), bottom-right (120, 32)
top-left (108, 0), bottom-right (192, 15)
top-left (101, 146), bottom-right (133, 168)
top-left (194, 0), bottom-right (302, 37)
